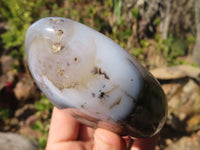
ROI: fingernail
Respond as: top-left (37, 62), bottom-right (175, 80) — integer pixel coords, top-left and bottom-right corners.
top-left (94, 133), bottom-right (111, 150)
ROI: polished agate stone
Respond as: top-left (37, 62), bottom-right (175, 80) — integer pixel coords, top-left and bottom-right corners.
top-left (25, 17), bottom-right (167, 138)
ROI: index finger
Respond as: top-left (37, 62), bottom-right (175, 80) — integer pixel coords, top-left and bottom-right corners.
top-left (47, 107), bottom-right (80, 145)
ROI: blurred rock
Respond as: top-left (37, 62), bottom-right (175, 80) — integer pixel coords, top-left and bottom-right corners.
top-left (0, 55), bottom-right (17, 92)
top-left (0, 132), bottom-right (38, 150)
top-left (164, 131), bottom-right (200, 150)
top-left (150, 65), bottom-right (200, 82)
top-left (25, 115), bottom-right (38, 126)
top-left (165, 79), bottom-right (200, 132)
top-left (3, 125), bottom-right (10, 131)
top-left (0, 55), bottom-right (19, 74)
top-left (186, 115), bottom-right (200, 132)
top-left (10, 118), bottom-right (19, 127)
top-left (0, 71), bottom-right (16, 91)
top-left (14, 74), bottom-right (40, 101)
top-left (19, 126), bottom-right (42, 140)
top-left (0, 55), bottom-right (18, 110)
top-left (151, 65), bottom-right (200, 133)
top-left (15, 104), bottom-right (36, 119)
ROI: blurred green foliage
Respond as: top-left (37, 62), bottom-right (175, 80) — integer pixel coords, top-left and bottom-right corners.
top-left (33, 95), bottom-right (53, 149)
top-left (0, 0), bottom-right (64, 59)
top-left (131, 7), bottom-right (139, 19)
top-left (0, 0), bottom-right (38, 57)
top-left (153, 33), bottom-right (190, 65)
top-left (162, 34), bottom-right (188, 65)
top-left (32, 120), bottom-right (49, 149)
top-left (0, 108), bottom-right (10, 121)
top-left (113, 0), bottom-right (122, 24)
top-left (35, 95), bottom-right (53, 112)
top-left (187, 34), bottom-right (195, 44)
top-left (140, 39), bottom-right (150, 48)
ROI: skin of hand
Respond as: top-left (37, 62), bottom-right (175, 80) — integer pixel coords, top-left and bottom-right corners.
top-left (46, 107), bottom-right (159, 150)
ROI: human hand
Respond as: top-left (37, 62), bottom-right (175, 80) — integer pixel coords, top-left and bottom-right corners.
top-left (46, 107), bottom-right (159, 150)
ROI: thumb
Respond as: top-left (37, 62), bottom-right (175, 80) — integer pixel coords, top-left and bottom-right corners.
top-left (94, 128), bottom-right (126, 150)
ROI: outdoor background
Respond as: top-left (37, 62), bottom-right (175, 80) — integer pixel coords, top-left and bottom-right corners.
top-left (0, 0), bottom-right (200, 149)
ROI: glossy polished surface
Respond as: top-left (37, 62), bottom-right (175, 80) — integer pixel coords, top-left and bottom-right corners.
top-left (25, 17), bottom-right (167, 138)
